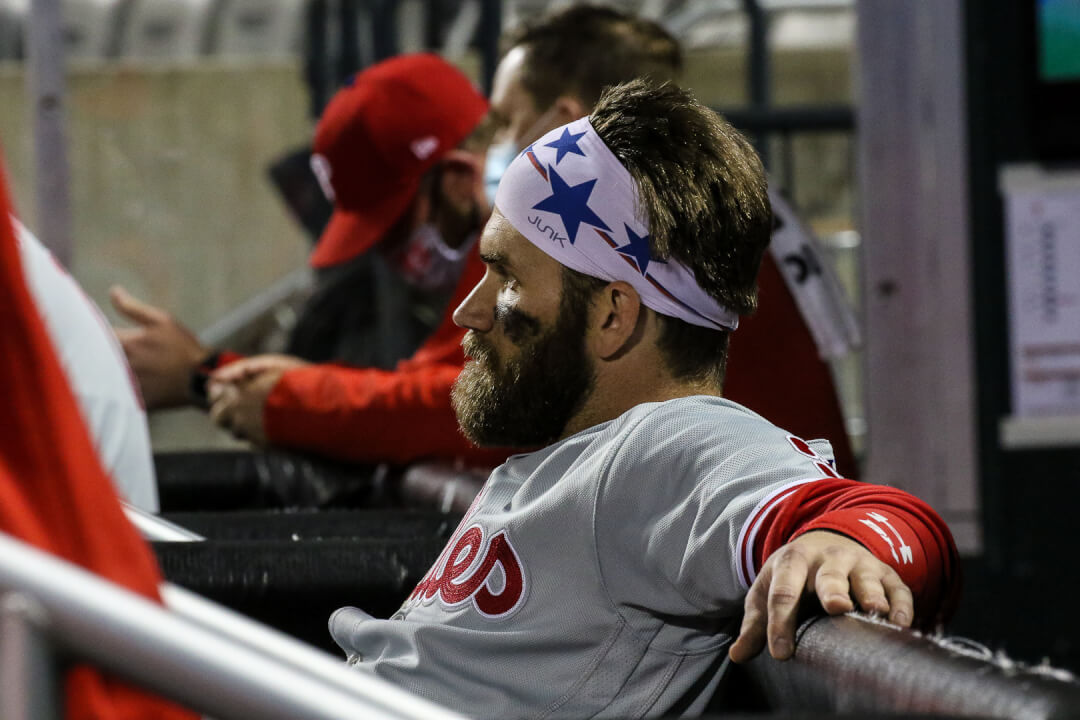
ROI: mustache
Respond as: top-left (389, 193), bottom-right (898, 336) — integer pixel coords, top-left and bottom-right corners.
top-left (462, 331), bottom-right (494, 363)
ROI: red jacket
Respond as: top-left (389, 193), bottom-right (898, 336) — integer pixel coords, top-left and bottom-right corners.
top-left (261, 247), bottom-right (858, 476)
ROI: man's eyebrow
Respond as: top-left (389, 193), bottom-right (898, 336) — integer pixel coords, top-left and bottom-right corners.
top-left (479, 250), bottom-right (509, 268)
top-left (480, 250), bottom-right (522, 278)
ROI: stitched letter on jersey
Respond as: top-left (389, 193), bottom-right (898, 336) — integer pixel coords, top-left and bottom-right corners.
top-left (405, 524), bottom-right (527, 619)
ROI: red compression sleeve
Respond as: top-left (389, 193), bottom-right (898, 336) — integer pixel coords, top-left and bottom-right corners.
top-left (750, 478), bottom-right (960, 628)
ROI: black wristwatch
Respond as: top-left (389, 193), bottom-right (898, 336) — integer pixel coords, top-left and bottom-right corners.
top-left (188, 350), bottom-right (222, 408)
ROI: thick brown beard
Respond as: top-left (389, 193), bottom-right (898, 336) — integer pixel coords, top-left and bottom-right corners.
top-left (451, 298), bottom-right (595, 448)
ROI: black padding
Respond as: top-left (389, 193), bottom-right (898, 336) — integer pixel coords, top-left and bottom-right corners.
top-left (159, 509), bottom-right (461, 542)
top-left (154, 450), bottom-right (387, 511)
top-left (697, 716), bottom-right (968, 720)
top-left (732, 614), bottom-right (1080, 720)
top-left (154, 536), bottom-right (446, 654)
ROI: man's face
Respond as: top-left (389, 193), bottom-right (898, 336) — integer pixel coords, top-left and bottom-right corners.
top-left (451, 211), bottom-right (596, 447)
top-left (489, 45), bottom-right (555, 149)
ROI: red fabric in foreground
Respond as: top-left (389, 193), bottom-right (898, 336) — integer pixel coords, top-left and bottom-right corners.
top-left (0, 162), bottom-right (195, 719)
top-left (756, 478), bottom-right (961, 629)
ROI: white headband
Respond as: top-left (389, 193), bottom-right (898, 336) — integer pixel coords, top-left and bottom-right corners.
top-left (494, 117), bottom-right (739, 331)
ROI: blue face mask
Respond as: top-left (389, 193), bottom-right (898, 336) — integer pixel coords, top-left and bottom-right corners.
top-left (483, 139), bottom-right (519, 208)
top-left (483, 106), bottom-right (564, 208)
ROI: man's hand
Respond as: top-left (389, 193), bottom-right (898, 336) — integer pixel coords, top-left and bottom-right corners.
top-left (210, 354), bottom-right (311, 385)
top-left (207, 354), bottom-right (309, 444)
top-left (110, 286), bottom-right (209, 409)
top-left (207, 372), bottom-right (281, 446)
top-left (728, 530), bottom-right (913, 664)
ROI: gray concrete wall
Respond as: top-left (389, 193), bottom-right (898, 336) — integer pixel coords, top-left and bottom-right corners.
top-left (0, 60), bottom-right (313, 450)
top-left (0, 60), bottom-right (312, 331)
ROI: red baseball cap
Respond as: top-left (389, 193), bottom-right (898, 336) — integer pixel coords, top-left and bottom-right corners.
top-left (308, 53), bottom-right (489, 268)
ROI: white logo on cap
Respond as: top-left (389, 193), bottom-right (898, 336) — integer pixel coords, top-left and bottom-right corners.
top-left (410, 136), bottom-right (439, 160)
top-left (310, 153), bottom-right (336, 202)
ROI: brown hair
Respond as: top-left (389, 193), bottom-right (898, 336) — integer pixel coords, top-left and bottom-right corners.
top-left (586, 79), bottom-right (772, 387)
top-left (503, 4), bottom-right (682, 111)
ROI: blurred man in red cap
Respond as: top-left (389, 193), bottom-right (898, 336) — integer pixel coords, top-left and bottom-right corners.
top-left (112, 52), bottom-right (509, 466)
top-left (306, 53), bottom-right (487, 272)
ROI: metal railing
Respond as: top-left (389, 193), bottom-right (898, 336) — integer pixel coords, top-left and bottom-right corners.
top-left (718, 103), bottom-right (855, 199)
top-left (197, 265), bottom-right (313, 351)
top-left (0, 530), bottom-right (467, 720)
top-left (122, 502), bottom-right (204, 542)
top-left (304, 0), bottom-right (503, 117)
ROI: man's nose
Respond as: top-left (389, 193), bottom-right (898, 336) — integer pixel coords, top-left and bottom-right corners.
top-left (452, 276), bottom-right (496, 332)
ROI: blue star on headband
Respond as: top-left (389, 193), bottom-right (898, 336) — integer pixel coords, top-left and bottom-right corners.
top-left (614, 225), bottom-right (659, 275)
top-left (532, 166), bottom-right (611, 244)
top-left (544, 128), bottom-right (587, 164)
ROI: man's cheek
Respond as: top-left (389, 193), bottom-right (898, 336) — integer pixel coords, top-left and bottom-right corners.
top-left (496, 305), bottom-right (542, 345)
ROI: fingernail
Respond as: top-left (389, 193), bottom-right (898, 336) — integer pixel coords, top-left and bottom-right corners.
top-left (773, 638), bottom-right (790, 657)
top-left (893, 611), bottom-right (909, 625)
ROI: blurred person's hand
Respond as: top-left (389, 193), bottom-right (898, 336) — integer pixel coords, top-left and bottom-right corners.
top-left (207, 370), bottom-right (282, 446)
top-left (110, 286), bottom-right (209, 409)
top-left (210, 354), bottom-right (311, 385)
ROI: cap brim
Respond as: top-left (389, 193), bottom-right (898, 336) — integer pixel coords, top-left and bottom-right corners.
top-left (308, 182), bottom-right (417, 269)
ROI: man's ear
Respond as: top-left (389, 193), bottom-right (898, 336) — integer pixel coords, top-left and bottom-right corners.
top-left (591, 281), bottom-right (643, 360)
top-left (553, 94), bottom-right (588, 125)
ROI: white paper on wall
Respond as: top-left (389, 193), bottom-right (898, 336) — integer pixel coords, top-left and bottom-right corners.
top-left (1001, 165), bottom-right (1080, 418)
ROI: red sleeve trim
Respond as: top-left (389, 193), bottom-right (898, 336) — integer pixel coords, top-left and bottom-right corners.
top-left (735, 477), bottom-right (827, 589)
top-left (744, 478), bottom-right (961, 626)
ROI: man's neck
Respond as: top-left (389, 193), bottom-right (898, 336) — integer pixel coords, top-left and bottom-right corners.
top-left (558, 372), bottom-right (721, 440)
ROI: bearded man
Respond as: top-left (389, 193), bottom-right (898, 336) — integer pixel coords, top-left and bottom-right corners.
top-left (200, 4), bottom-right (857, 483)
top-left (328, 80), bottom-right (959, 718)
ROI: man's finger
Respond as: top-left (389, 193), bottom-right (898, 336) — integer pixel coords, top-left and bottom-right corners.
top-left (211, 361), bottom-right (258, 384)
top-left (109, 286), bottom-right (167, 326)
top-left (207, 380), bottom-right (228, 405)
top-left (208, 399), bottom-right (230, 429)
top-left (112, 326), bottom-right (140, 346)
top-left (849, 569), bottom-right (890, 615)
top-left (766, 548), bottom-right (809, 660)
top-left (729, 566), bottom-right (771, 663)
top-left (808, 547), bottom-right (857, 615)
top-left (881, 571), bottom-right (914, 627)
top-left (207, 383), bottom-right (238, 428)
top-left (212, 356), bottom-right (289, 384)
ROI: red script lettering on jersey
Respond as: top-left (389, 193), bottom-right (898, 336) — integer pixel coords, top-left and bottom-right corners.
top-left (406, 523), bottom-right (526, 619)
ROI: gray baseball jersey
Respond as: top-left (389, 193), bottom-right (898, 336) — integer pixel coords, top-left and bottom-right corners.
top-left (331, 395), bottom-right (837, 718)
